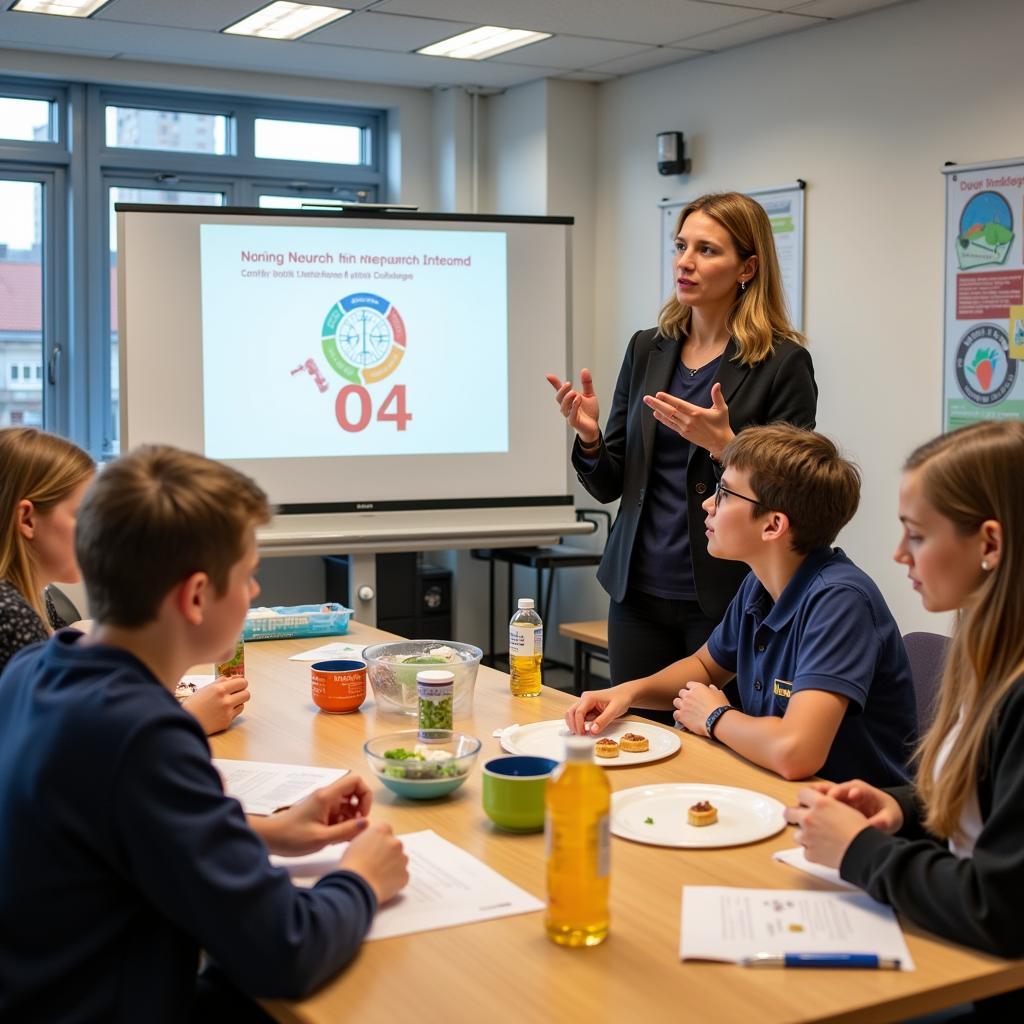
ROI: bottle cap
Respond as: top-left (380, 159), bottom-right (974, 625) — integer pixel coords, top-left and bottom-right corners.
top-left (416, 669), bottom-right (454, 686)
top-left (517, 598), bottom-right (535, 610)
top-left (565, 736), bottom-right (594, 761)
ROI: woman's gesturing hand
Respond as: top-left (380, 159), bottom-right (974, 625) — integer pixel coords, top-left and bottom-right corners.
top-left (643, 382), bottom-right (734, 458)
top-left (546, 369), bottom-right (600, 446)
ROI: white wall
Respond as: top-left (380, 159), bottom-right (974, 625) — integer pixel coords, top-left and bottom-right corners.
top-left (590, 0), bottom-right (1024, 637)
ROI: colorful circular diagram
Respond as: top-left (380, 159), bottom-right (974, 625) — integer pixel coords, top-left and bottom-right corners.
top-left (321, 293), bottom-right (406, 385)
top-left (954, 323), bottom-right (1016, 406)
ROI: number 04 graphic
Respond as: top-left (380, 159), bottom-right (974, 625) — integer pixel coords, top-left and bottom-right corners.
top-left (336, 384), bottom-right (413, 433)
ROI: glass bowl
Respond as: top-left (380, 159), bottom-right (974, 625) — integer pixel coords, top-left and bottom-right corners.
top-left (363, 640), bottom-right (482, 717)
top-left (363, 730), bottom-right (481, 799)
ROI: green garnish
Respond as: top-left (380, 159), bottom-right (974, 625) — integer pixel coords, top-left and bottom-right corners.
top-left (644, 816), bottom-right (655, 825)
top-left (383, 747), bottom-right (422, 761)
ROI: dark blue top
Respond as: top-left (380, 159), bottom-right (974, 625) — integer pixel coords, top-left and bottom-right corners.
top-left (0, 631), bottom-right (377, 1023)
top-left (706, 548), bottom-right (917, 787)
top-left (628, 356), bottom-right (720, 599)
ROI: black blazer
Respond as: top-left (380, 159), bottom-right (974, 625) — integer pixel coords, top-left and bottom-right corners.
top-left (572, 329), bottom-right (818, 620)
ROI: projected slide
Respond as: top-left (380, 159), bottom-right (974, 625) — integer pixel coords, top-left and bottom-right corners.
top-left (199, 224), bottom-right (508, 460)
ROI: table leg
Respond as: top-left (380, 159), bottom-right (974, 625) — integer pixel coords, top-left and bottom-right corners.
top-left (573, 641), bottom-right (583, 695)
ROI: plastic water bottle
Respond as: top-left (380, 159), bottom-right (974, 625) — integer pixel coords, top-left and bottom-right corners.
top-left (508, 597), bottom-right (543, 697)
top-left (545, 736), bottom-right (610, 946)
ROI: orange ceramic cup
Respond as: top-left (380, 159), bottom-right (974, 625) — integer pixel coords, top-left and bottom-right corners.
top-left (311, 659), bottom-right (367, 714)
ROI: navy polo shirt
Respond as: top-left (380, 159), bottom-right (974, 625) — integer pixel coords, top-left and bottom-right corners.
top-left (706, 548), bottom-right (917, 787)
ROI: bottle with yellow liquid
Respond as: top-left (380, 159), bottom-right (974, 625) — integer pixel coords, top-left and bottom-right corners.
top-left (545, 736), bottom-right (610, 947)
top-left (508, 597), bottom-right (543, 697)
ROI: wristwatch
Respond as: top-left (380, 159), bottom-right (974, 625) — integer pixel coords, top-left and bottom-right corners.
top-left (704, 704), bottom-right (735, 740)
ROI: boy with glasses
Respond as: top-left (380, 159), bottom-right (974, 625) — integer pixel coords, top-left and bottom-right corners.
top-left (566, 424), bottom-right (917, 787)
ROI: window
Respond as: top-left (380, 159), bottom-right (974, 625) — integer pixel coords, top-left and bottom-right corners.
top-left (254, 118), bottom-right (363, 165)
top-left (0, 96), bottom-right (54, 143)
top-left (0, 76), bottom-right (384, 455)
top-left (105, 105), bottom-right (229, 155)
top-left (0, 177), bottom-right (47, 428)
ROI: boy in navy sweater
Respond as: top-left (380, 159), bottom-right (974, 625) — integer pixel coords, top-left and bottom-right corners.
top-left (0, 446), bottom-right (408, 1022)
top-left (567, 425), bottom-right (917, 787)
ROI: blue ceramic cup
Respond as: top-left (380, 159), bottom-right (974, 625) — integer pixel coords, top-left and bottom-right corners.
top-left (481, 755), bottom-right (559, 832)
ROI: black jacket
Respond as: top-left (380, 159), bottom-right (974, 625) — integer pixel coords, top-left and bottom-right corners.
top-left (572, 329), bottom-right (817, 619)
top-left (842, 676), bottom-right (1024, 961)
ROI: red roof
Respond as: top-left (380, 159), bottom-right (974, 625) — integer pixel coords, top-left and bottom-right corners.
top-left (0, 262), bottom-right (41, 332)
top-left (0, 262), bottom-right (119, 332)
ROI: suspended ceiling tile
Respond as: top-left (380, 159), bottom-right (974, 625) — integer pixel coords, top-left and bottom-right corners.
top-left (670, 11), bottom-right (826, 49)
top-left (589, 46), bottom-right (705, 75)
top-left (492, 35), bottom-right (654, 69)
top-left (791, 0), bottom-right (905, 16)
top-left (93, 0), bottom-right (372, 31)
top-left (310, 11), bottom-right (476, 50)
top-left (373, 0), bottom-right (764, 46)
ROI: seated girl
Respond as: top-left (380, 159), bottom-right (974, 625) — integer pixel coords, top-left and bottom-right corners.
top-left (0, 427), bottom-right (250, 735)
top-left (787, 419), bottom-right (1024, 1014)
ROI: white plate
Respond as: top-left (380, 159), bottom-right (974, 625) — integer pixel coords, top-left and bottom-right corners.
top-left (611, 783), bottom-right (786, 848)
top-left (499, 720), bottom-right (680, 766)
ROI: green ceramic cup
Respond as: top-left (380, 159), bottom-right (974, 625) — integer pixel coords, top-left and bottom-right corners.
top-left (481, 755), bottom-right (559, 833)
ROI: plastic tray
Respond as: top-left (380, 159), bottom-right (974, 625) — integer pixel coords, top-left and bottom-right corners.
top-left (243, 603), bottom-right (352, 641)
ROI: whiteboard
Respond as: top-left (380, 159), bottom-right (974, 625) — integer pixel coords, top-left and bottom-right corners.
top-left (660, 183), bottom-right (805, 331)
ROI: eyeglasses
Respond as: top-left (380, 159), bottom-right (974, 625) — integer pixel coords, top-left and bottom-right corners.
top-left (713, 482), bottom-right (761, 509)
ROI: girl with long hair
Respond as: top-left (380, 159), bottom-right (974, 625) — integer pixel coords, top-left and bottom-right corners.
top-left (0, 427), bottom-right (250, 735)
top-left (788, 420), bottom-right (1024, 987)
top-left (547, 192), bottom-right (817, 694)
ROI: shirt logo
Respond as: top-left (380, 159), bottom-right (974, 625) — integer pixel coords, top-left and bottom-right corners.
top-left (773, 679), bottom-right (792, 699)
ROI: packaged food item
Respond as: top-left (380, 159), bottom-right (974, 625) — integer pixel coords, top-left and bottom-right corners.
top-left (216, 636), bottom-right (245, 678)
top-left (417, 669), bottom-right (454, 739)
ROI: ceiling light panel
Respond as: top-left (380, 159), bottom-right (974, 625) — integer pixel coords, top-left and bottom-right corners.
top-left (11, 0), bottom-right (113, 15)
top-left (224, 2), bottom-right (351, 41)
top-left (417, 26), bottom-right (551, 61)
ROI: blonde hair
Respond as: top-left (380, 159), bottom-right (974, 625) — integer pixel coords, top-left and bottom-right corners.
top-left (907, 421), bottom-right (1024, 839)
top-left (721, 424), bottom-right (860, 555)
top-left (76, 445), bottom-right (270, 627)
top-left (0, 428), bottom-right (95, 623)
top-left (658, 192), bottom-right (805, 366)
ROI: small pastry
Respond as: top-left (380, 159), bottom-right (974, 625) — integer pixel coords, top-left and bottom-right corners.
top-left (619, 732), bottom-right (649, 753)
top-left (595, 738), bottom-right (620, 758)
top-left (687, 800), bottom-right (718, 827)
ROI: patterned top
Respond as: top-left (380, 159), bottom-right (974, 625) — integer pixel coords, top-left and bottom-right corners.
top-left (0, 580), bottom-right (66, 676)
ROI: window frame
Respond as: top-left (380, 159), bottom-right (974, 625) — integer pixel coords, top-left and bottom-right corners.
top-left (0, 77), bottom-right (386, 456)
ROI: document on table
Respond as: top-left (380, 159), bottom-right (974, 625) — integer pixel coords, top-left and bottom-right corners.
top-left (680, 886), bottom-right (915, 970)
top-left (773, 847), bottom-right (858, 891)
top-left (272, 829), bottom-right (544, 939)
top-left (213, 759), bottom-right (349, 816)
top-left (288, 642), bottom-right (367, 662)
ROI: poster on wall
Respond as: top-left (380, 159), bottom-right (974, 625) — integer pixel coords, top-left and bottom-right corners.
top-left (659, 182), bottom-right (805, 330)
top-left (943, 159), bottom-right (1024, 430)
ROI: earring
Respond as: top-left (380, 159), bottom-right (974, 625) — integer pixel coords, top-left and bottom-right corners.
top-left (740, 281), bottom-right (746, 292)
top-left (982, 560), bottom-right (991, 571)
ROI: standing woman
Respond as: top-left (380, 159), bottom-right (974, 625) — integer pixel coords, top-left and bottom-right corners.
top-left (788, 420), bottom-right (1024, 1012)
top-left (0, 428), bottom-right (249, 735)
top-left (547, 192), bottom-right (817, 687)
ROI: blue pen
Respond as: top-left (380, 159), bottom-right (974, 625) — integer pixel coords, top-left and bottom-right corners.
top-left (741, 953), bottom-right (901, 969)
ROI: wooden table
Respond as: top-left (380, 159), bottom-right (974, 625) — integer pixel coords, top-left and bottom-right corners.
top-left (210, 623), bottom-right (1024, 1024)
top-left (558, 619), bottom-right (609, 694)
